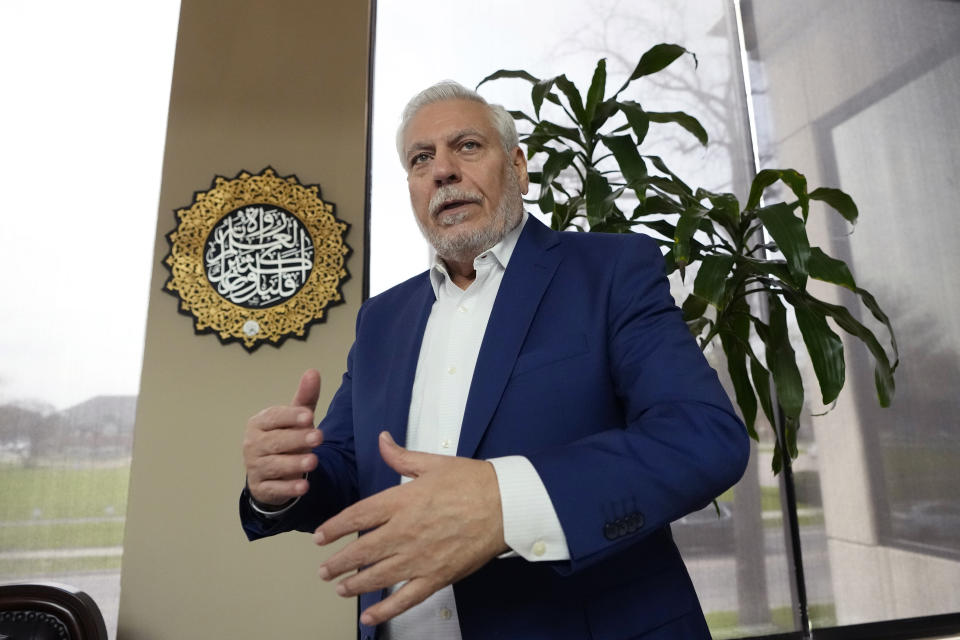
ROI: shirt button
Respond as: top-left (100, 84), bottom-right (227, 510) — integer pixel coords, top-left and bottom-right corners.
top-left (447, 366), bottom-right (456, 375)
top-left (441, 439), bottom-right (452, 449)
top-left (458, 305), bottom-right (467, 313)
top-left (532, 540), bottom-right (547, 557)
top-left (439, 607), bottom-right (452, 620)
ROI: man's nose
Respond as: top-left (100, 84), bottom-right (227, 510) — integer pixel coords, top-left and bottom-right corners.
top-left (431, 150), bottom-right (460, 185)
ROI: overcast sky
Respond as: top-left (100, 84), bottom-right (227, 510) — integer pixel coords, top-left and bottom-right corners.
top-left (0, 2), bottom-right (180, 409)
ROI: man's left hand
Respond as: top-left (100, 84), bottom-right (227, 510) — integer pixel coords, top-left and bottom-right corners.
top-left (313, 431), bottom-right (508, 626)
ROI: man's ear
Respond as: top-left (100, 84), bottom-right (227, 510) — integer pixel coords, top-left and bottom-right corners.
top-left (511, 146), bottom-right (529, 195)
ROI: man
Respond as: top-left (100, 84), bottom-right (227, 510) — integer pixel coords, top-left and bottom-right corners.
top-left (241, 81), bottom-right (749, 639)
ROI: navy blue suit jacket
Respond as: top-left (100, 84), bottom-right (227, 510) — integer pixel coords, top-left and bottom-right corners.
top-left (242, 216), bottom-right (749, 639)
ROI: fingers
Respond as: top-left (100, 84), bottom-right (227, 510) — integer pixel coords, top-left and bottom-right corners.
top-left (254, 476), bottom-right (311, 505)
top-left (359, 578), bottom-right (438, 627)
top-left (249, 425), bottom-right (321, 457)
top-left (378, 431), bottom-right (434, 478)
top-left (244, 406), bottom-right (322, 505)
top-left (314, 493), bottom-right (393, 546)
top-left (251, 405), bottom-right (316, 433)
top-left (258, 451), bottom-right (319, 479)
top-left (292, 369), bottom-right (321, 412)
top-left (316, 525), bottom-right (397, 583)
top-left (330, 552), bottom-right (404, 597)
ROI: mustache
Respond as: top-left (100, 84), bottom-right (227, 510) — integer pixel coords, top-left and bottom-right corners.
top-left (428, 186), bottom-right (483, 217)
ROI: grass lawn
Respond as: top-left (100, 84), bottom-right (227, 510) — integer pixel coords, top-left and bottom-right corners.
top-left (0, 463), bottom-right (130, 521)
top-left (0, 462), bottom-right (130, 577)
top-left (706, 603), bottom-right (836, 638)
top-left (0, 555), bottom-right (122, 579)
top-left (0, 520), bottom-right (124, 551)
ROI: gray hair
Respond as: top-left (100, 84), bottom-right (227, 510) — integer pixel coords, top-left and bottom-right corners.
top-left (395, 80), bottom-right (519, 166)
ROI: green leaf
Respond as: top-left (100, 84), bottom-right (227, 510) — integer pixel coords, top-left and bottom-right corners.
top-left (550, 201), bottom-right (576, 231)
top-left (772, 440), bottom-right (784, 475)
top-left (618, 101), bottom-right (650, 145)
top-left (646, 156), bottom-right (694, 196)
top-left (626, 43), bottom-right (690, 83)
top-left (584, 59), bottom-right (607, 126)
top-left (646, 110), bottom-right (708, 146)
top-left (746, 169), bottom-right (782, 211)
top-left (793, 296), bottom-right (845, 404)
top-left (749, 353), bottom-right (776, 430)
top-left (796, 293), bottom-right (896, 407)
top-left (591, 98), bottom-right (620, 132)
top-left (777, 169), bottom-right (809, 221)
top-left (757, 203), bottom-right (810, 288)
top-left (674, 205), bottom-right (709, 277)
top-left (808, 247), bottom-right (856, 290)
top-left (521, 130), bottom-right (555, 156)
top-left (662, 249), bottom-right (678, 275)
top-left (784, 418), bottom-right (799, 459)
top-left (540, 148), bottom-right (576, 187)
top-left (719, 306), bottom-right (759, 439)
top-left (555, 74), bottom-right (586, 124)
top-left (687, 316), bottom-right (711, 336)
top-left (585, 169), bottom-right (613, 228)
top-left (535, 120), bottom-right (585, 148)
top-left (532, 77), bottom-right (560, 119)
top-left (507, 110), bottom-right (538, 126)
top-left (737, 255), bottom-right (799, 290)
top-left (696, 189), bottom-right (740, 228)
top-left (602, 134), bottom-right (647, 191)
top-left (638, 219), bottom-right (678, 242)
top-left (810, 187), bottom-right (858, 224)
top-left (476, 69), bottom-right (540, 89)
top-left (636, 195), bottom-right (682, 216)
top-left (538, 182), bottom-right (555, 215)
top-left (856, 286), bottom-right (899, 370)
top-left (682, 293), bottom-right (708, 321)
top-left (763, 297), bottom-right (804, 420)
top-left (693, 254), bottom-right (735, 309)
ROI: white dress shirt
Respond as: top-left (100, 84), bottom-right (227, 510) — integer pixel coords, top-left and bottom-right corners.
top-left (382, 212), bottom-right (569, 640)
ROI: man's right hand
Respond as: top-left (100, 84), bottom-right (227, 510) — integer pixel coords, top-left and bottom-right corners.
top-left (243, 369), bottom-right (323, 507)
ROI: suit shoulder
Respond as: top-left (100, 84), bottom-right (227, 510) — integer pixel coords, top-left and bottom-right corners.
top-left (553, 229), bottom-right (664, 267)
top-left (355, 270), bottom-right (432, 332)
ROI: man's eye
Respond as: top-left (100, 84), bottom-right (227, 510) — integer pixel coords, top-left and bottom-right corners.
top-left (411, 153), bottom-right (430, 166)
top-left (462, 141), bottom-right (479, 150)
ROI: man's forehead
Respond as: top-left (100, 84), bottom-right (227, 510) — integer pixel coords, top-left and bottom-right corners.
top-left (404, 100), bottom-right (494, 146)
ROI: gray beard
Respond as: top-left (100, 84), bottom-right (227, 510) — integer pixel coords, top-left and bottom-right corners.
top-left (416, 166), bottom-right (524, 264)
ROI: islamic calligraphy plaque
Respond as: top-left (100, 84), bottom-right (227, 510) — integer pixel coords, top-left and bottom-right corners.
top-left (163, 167), bottom-right (351, 351)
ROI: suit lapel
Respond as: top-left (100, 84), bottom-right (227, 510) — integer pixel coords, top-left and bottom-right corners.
top-left (457, 217), bottom-right (562, 458)
top-left (373, 274), bottom-right (434, 493)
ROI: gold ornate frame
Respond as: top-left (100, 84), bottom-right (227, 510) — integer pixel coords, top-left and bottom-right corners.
top-left (163, 167), bottom-right (351, 352)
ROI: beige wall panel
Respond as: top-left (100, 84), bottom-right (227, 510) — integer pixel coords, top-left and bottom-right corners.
top-left (118, 1), bottom-right (370, 638)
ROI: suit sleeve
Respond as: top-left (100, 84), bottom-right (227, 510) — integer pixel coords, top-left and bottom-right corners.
top-left (240, 316), bottom-right (363, 541)
top-left (525, 233), bottom-right (750, 574)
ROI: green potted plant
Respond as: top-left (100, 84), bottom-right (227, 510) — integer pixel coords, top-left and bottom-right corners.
top-left (478, 43), bottom-right (898, 473)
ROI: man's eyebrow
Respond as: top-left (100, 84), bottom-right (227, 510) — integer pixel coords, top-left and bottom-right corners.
top-left (405, 128), bottom-right (489, 159)
top-left (406, 141), bottom-right (434, 156)
top-left (448, 128), bottom-right (487, 144)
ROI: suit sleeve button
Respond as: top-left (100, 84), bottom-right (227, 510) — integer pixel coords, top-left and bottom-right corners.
top-left (603, 522), bottom-right (618, 540)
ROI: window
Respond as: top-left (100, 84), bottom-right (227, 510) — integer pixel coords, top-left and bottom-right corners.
top-left (0, 3), bottom-right (179, 637)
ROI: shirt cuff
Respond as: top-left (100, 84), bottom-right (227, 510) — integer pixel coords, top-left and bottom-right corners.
top-left (487, 455), bottom-right (570, 562)
top-left (245, 478), bottom-right (300, 519)
top-left (249, 495), bottom-right (299, 518)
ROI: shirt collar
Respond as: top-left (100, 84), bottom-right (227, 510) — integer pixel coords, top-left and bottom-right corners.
top-left (429, 211), bottom-right (529, 298)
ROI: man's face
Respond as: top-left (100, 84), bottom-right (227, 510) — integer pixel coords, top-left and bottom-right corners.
top-left (402, 99), bottom-right (529, 263)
